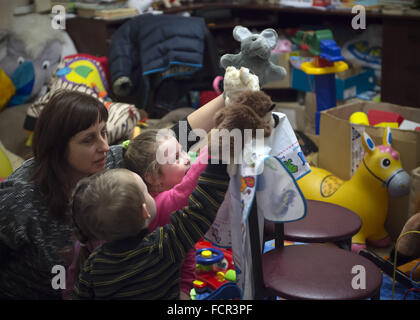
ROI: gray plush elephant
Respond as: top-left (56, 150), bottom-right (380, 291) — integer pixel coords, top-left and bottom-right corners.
top-left (0, 36), bottom-right (62, 105)
top-left (0, 13), bottom-right (76, 106)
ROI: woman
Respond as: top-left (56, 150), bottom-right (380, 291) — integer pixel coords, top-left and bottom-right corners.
top-left (0, 90), bottom-right (225, 299)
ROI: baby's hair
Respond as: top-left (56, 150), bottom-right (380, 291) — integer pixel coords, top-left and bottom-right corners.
top-left (69, 168), bottom-right (146, 275)
top-left (124, 128), bottom-right (176, 188)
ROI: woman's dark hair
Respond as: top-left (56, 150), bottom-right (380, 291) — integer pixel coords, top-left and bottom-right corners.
top-left (32, 90), bottom-right (108, 219)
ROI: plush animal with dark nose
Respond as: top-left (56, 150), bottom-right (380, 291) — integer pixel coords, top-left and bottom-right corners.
top-left (220, 26), bottom-right (287, 87)
top-left (208, 90), bottom-right (275, 169)
top-left (390, 188), bottom-right (420, 266)
top-left (214, 90), bottom-right (275, 138)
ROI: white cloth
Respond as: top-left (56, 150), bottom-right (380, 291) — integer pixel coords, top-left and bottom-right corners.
top-left (204, 112), bottom-right (310, 299)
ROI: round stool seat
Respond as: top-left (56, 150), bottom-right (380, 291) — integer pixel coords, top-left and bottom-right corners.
top-left (262, 244), bottom-right (382, 300)
top-left (283, 200), bottom-right (362, 243)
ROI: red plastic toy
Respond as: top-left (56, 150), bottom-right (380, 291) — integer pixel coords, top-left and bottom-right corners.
top-left (368, 109), bottom-right (404, 127)
top-left (193, 239), bottom-right (236, 294)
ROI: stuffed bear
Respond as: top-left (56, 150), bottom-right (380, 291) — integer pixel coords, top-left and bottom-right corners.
top-left (215, 90), bottom-right (274, 137)
top-left (220, 26), bottom-right (287, 87)
top-left (208, 90), bottom-right (275, 166)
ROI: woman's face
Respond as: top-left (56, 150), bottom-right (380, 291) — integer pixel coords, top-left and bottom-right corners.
top-left (67, 120), bottom-right (110, 182)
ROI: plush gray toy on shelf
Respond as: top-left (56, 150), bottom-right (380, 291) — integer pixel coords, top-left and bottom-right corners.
top-left (220, 26), bottom-right (287, 87)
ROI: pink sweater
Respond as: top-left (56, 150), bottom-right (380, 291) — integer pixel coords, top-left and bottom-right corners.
top-left (63, 147), bottom-right (208, 299)
top-left (148, 147), bottom-right (208, 295)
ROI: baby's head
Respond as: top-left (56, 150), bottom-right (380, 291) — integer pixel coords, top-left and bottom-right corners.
top-left (70, 168), bottom-right (156, 243)
top-left (124, 129), bottom-right (191, 194)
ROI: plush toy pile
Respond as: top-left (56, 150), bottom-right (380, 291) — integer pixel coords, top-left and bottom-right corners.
top-left (0, 14), bottom-right (76, 108)
top-left (24, 53), bottom-right (144, 145)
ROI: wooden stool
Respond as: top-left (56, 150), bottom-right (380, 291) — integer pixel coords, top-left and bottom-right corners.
top-left (265, 200), bottom-right (362, 250)
top-left (262, 244), bottom-right (383, 300)
top-left (251, 202), bottom-right (383, 300)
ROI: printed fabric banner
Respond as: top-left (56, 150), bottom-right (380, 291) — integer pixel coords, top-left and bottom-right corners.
top-left (204, 112), bottom-right (309, 299)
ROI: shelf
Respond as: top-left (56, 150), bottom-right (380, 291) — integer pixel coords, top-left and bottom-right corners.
top-left (163, 2), bottom-right (420, 21)
top-left (66, 3), bottom-right (420, 107)
top-left (206, 15), bottom-right (279, 29)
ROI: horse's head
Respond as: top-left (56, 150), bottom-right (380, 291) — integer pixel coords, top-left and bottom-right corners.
top-left (361, 127), bottom-right (410, 197)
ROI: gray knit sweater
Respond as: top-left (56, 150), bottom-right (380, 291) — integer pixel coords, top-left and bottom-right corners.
top-left (0, 145), bottom-right (124, 299)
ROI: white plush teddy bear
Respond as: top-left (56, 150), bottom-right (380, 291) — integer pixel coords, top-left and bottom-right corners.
top-left (223, 66), bottom-right (260, 106)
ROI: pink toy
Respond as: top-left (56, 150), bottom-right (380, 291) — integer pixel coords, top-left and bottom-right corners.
top-left (272, 39), bottom-right (292, 54)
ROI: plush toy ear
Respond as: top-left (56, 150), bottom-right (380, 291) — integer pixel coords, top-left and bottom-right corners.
top-left (233, 26), bottom-right (252, 42)
top-left (382, 126), bottom-right (392, 147)
top-left (362, 131), bottom-right (375, 154)
top-left (260, 28), bottom-right (278, 50)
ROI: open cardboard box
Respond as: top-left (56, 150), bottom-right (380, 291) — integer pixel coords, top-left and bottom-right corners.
top-left (318, 100), bottom-right (420, 241)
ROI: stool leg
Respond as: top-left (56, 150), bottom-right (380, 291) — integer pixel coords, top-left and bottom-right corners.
top-left (335, 238), bottom-right (352, 251)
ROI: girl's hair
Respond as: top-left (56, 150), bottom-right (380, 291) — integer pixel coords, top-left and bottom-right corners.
top-left (124, 128), bottom-right (175, 189)
top-left (32, 90), bottom-right (109, 219)
top-left (70, 168), bottom-right (146, 276)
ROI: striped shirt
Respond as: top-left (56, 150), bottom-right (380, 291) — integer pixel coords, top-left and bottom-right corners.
top-left (73, 163), bottom-right (229, 300)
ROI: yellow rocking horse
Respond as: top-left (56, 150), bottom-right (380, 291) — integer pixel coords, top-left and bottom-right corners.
top-left (298, 127), bottom-right (410, 252)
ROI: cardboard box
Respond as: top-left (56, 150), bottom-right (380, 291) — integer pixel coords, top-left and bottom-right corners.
top-left (318, 101), bottom-right (420, 240)
top-left (336, 68), bottom-right (375, 101)
top-left (273, 101), bottom-right (305, 131)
